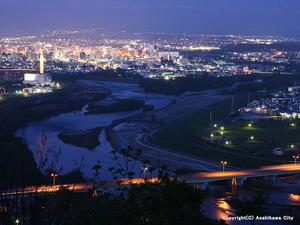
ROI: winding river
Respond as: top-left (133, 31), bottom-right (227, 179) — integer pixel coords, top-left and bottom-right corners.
top-left (16, 80), bottom-right (176, 179)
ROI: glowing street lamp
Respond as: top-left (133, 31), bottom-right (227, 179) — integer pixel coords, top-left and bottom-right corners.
top-left (221, 126), bottom-right (225, 131)
top-left (15, 219), bottom-right (20, 225)
top-left (221, 161), bottom-right (228, 172)
top-left (225, 141), bottom-right (229, 145)
top-left (293, 155), bottom-right (299, 165)
top-left (220, 131), bottom-right (224, 135)
top-left (210, 134), bottom-right (214, 139)
top-left (248, 123), bottom-right (252, 127)
top-left (142, 166), bottom-right (148, 178)
top-left (291, 144), bottom-right (295, 149)
top-left (250, 136), bottom-right (254, 140)
top-left (214, 124), bottom-right (218, 128)
top-left (291, 122), bottom-right (296, 127)
top-left (51, 172), bottom-right (58, 186)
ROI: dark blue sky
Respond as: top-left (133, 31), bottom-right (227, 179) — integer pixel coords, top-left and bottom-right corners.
top-left (1, 0), bottom-right (300, 36)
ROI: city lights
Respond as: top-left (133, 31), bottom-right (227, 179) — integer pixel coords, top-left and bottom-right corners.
top-left (0, 2), bottom-right (300, 225)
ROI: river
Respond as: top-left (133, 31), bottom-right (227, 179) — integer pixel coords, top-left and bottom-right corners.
top-left (16, 80), bottom-right (176, 179)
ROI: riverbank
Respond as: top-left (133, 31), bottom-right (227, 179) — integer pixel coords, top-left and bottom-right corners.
top-left (1, 80), bottom-right (111, 187)
top-left (1, 81), bottom-right (110, 138)
top-left (107, 90), bottom-right (233, 172)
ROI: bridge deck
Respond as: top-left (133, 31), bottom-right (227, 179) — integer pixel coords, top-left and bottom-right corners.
top-left (182, 164), bottom-right (300, 183)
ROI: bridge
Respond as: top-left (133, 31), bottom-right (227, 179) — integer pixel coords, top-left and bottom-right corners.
top-left (0, 178), bottom-right (159, 198)
top-left (181, 164), bottom-right (300, 189)
top-left (1, 164), bottom-right (300, 197)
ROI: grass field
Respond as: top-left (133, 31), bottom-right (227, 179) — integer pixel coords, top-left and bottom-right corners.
top-left (153, 93), bottom-right (256, 144)
top-left (208, 119), bottom-right (300, 155)
top-left (149, 93), bottom-right (297, 168)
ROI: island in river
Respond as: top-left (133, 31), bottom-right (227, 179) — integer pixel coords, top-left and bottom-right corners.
top-left (58, 127), bottom-right (103, 150)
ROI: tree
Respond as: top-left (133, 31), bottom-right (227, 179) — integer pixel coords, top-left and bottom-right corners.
top-left (60, 178), bottom-right (224, 225)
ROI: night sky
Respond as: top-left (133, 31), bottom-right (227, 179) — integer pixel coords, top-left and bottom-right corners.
top-left (1, 0), bottom-right (300, 36)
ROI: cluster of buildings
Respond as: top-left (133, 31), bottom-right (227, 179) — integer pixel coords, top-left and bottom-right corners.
top-left (1, 31), bottom-right (298, 81)
top-left (0, 37), bottom-right (189, 79)
top-left (22, 51), bottom-right (56, 94)
top-left (241, 86), bottom-right (300, 119)
top-left (226, 50), bottom-right (295, 75)
top-left (0, 50), bottom-right (58, 97)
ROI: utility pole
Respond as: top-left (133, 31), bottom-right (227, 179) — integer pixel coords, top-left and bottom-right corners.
top-left (230, 97), bottom-right (235, 114)
top-left (247, 93), bottom-right (250, 105)
top-left (210, 111), bottom-right (213, 126)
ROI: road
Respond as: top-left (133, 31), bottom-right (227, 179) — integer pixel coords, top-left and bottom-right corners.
top-left (133, 134), bottom-right (230, 171)
top-left (110, 90), bottom-right (232, 172)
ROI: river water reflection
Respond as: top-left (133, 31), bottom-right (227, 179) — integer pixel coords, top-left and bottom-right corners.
top-left (203, 185), bottom-right (300, 225)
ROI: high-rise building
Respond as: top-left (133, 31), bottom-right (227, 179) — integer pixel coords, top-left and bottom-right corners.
top-left (39, 51), bottom-right (45, 74)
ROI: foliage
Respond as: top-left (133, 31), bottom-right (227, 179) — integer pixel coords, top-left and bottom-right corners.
top-left (61, 179), bottom-right (211, 225)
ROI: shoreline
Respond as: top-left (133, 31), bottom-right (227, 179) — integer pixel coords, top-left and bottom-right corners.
top-left (106, 91), bottom-right (232, 172)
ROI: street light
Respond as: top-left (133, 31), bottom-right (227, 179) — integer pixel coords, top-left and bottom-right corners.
top-left (248, 122), bottom-right (252, 127)
top-left (15, 219), bottom-right (20, 225)
top-left (221, 126), bottom-right (225, 131)
top-left (293, 155), bottom-right (299, 165)
top-left (142, 166), bottom-right (148, 178)
top-left (221, 161), bottom-right (228, 172)
top-left (225, 141), bottom-right (229, 145)
top-left (250, 136), bottom-right (254, 140)
top-left (220, 131), bottom-right (224, 135)
top-left (214, 124), bottom-right (218, 128)
top-left (50, 172), bottom-right (58, 186)
top-left (291, 144), bottom-right (295, 149)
